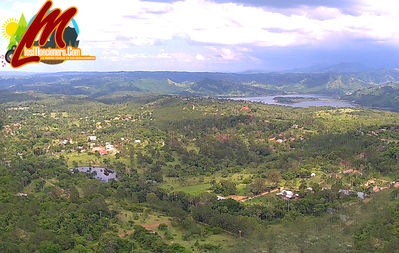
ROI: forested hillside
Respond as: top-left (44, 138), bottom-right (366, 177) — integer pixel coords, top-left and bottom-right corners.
top-left (345, 83), bottom-right (399, 111)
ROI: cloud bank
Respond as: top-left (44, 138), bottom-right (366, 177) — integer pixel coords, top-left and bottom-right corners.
top-left (0, 0), bottom-right (398, 72)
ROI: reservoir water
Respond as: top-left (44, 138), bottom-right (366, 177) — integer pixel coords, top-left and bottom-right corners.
top-left (229, 94), bottom-right (355, 108)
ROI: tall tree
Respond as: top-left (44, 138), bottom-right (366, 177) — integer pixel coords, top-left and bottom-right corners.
top-left (14, 13), bottom-right (27, 43)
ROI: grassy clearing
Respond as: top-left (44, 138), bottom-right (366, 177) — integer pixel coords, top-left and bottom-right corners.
top-left (161, 180), bottom-right (212, 195)
top-left (116, 208), bottom-right (238, 252)
top-left (64, 153), bottom-right (101, 168)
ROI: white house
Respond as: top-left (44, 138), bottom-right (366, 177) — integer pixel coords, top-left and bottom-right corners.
top-left (277, 190), bottom-right (299, 199)
top-left (217, 196), bottom-right (226, 201)
top-left (89, 136), bottom-right (97, 141)
top-left (134, 140), bottom-right (141, 144)
top-left (105, 143), bottom-right (115, 151)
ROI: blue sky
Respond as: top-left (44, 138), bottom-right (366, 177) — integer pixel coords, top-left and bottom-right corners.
top-left (0, 0), bottom-right (399, 72)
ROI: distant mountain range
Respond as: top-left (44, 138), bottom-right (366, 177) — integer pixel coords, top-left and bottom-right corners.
top-left (0, 68), bottom-right (398, 111)
top-left (286, 62), bottom-right (375, 73)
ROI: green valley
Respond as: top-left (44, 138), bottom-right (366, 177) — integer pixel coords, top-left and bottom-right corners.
top-left (0, 92), bottom-right (399, 252)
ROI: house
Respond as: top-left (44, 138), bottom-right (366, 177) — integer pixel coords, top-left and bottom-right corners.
top-left (105, 142), bottom-right (115, 151)
top-left (217, 196), bottom-right (226, 201)
top-left (99, 149), bottom-right (108, 156)
top-left (241, 106), bottom-right (250, 111)
top-left (16, 193), bottom-right (28, 197)
top-left (311, 173), bottom-right (316, 177)
top-left (134, 140), bottom-right (141, 144)
top-left (89, 136), bottom-right (97, 141)
top-left (276, 190), bottom-right (299, 199)
top-left (91, 146), bottom-right (108, 156)
top-left (357, 192), bottom-right (365, 199)
top-left (61, 138), bottom-right (73, 145)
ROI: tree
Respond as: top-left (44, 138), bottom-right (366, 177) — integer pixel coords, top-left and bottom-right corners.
top-left (211, 180), bottom-right (237, 196)
top-left (39, 241), bottom-right (62, 253)
top-left (249, 178), bottom-right (266, 195)
top-left (266, 169), bottom-right (281, 186)
top-left (14, 13), bottom-right (27, 43)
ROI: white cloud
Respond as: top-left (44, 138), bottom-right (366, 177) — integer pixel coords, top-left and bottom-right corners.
top-left (195, 53), bottom-right (205, 61)
top-left (1, 0), bottom-right (399, 72)
top-left (4, 0), bottom-right (399, 49)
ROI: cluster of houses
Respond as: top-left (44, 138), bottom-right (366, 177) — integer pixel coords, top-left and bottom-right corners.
top-left (7, 106), bottom-right (29, 111)
top-left (275, 188), bottom-right (367, 200)
top-left (54, 135), bottom-right (143, 156)
top-left (87, 136), bottom-right (141, 156)
top-left (2, 123), bottom-right (22, 136)
top-left (90, 141), bottom-right (117, 156)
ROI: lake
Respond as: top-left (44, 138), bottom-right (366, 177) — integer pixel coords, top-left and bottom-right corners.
top-left (228, 94), bottom-right (355, 108)
top-left (71, 167), bottom-right (117, 182)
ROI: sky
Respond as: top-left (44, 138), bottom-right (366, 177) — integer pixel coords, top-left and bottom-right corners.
top-left (1, 0), bottom-right (399, 72)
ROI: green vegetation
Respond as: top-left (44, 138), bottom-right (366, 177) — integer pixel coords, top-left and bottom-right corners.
top-left (0, 92), bottom-right (399, 252)
top-left (14, 14), bottom-right (27, 43)
top-left (344, 83), bottom-right (399, 111)
top-left (7, 13), bottom-right (27, 50)
top-left (274, 96), bottom-right (321, 104)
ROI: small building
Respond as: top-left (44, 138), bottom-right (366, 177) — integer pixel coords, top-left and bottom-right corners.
top-left (16, 193), bottom-right (28, 197)
top-left (89, 136), bottom-right (97, 141)
top-left (276, 190), bottom-right (299, 199)
top-left (311, 173), bottom-right (316, 177)
top-left (357, 192), bottom-right (365, 199)
top-left (134, 140), bottom-right (141, 144)
top-left (241, 106), bottom-right (250, 111)
top-left (92, 146), bottom-right (108, 156)
top-left (105, 143), bottom-right (114, 151)
top-left (217, 196), bottom-right (226, 201)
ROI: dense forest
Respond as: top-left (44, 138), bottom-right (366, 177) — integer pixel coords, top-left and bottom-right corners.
top-left (0, 92), bottom-right (398, 252)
